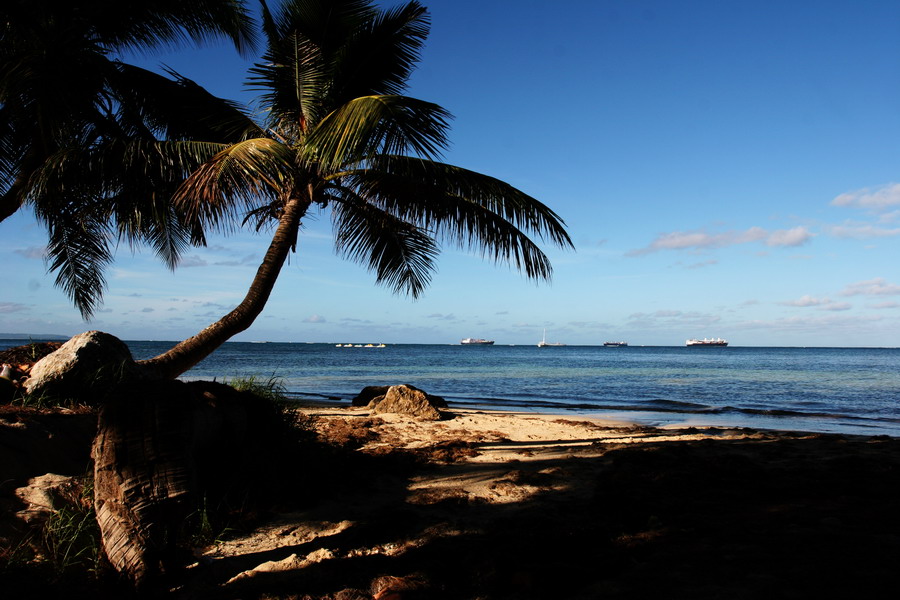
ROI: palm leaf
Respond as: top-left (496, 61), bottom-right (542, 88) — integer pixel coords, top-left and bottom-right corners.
top-left (112, 63), bottom-right (262, 143)
top-left (307, 95), bottom-right (450, 168)
top-left (328, 0), bottom-right (429, 100)
top-left (41, 201), bottom-right (113, 320)
top-left (347, 156), bottom-right (573, 246)
top-left (331, 193), bottom-right (438, 297)
top-left (173, 138), bottom-right (297, 231)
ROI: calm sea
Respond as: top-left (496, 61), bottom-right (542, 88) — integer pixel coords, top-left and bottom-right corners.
top-left (5, 340), bottom-right (900, 437)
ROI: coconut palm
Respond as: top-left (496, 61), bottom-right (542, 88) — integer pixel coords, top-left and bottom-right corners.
top-left (139, 0), bottom-right (573, 379)
top-left (0, 0), bottom-right (257, 316)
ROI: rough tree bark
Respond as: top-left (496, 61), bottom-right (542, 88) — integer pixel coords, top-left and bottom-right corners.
top-left (94, 196), bottom-right (309, 586)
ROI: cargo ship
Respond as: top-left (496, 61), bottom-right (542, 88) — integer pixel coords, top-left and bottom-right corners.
top-left (460, 338), bottom-right (494, 345)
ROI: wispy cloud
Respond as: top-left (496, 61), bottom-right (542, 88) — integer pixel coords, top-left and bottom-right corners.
top-left (870, 301), bottom-right (900, 309)
top-left (780, 295), bottom-right (829, 307)
top-left (840, 278), bottom-right (900, 297)
top-left (627, 226), bottom-right (812, 256)
top-left (832, 183), bottom-right (900, 212)
top-left (781, 295), bottom-right (853, 311)
top-left (627, 309), bottom-right (721, 328)
top-left (820, 302), bottom-right (852, 311)
top-left (303, 314), bottom-right (326, 323)
top-left (0, 302), bottom-right (28, 314)
top-left (14, 246), bottom-right (45, 259)
top-left (178, 255), bottom-right (209, 268)
top-left (827, 224), bottom-right (900, 239)
top-left (427, 313), bottom-right (457, 321)
top-left (685, 259), bottom-right (718, 269)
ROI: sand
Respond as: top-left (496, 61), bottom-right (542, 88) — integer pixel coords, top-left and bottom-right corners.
top-left (185, 406), bottom-right (900, 599)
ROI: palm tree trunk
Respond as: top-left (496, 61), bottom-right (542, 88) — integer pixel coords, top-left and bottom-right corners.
top-left (139, 196), bottom-right (308, 379)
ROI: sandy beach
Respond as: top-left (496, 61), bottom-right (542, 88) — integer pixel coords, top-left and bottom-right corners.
top-left (178, 405), bottom-right (900, 599)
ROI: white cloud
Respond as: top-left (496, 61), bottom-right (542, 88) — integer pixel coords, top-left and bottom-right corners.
top-left (628, 226), bottom-right (812, 256)
top-left (832, 183), bottom-right (900, 212)
top-left (178, 255), bottom-right (209, 268)
top-left (820, 302), bottom-right (851, 312)
top-left (303, 314), bottom-right (327, 323)
top-left (870, 301), bottom-right (900, 309)
top-left (427, 313), bottom-right (457, 320)
top-left (840, 278), bottom-right (900, 297)
top-left (0, 302), bottom-right (28, 314)
top-left (14, 246), bottom-right (45, 259)
top-left (828, 224), bottom-right (900, 239)
top-left (765, 226), bottom-right (813, 247)
top-left (685, 260), bottom-right (718, 269)
top-left (780, 295), bottom-right (851, 311)
top-left (781, 295), bottom-right (829, 307)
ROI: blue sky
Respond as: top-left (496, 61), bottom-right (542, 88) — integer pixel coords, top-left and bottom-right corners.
top-left (3, 0), bottom-right (900, 346)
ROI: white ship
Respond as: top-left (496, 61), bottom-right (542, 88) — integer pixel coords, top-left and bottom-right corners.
top-left (460, 338), bottom-right (494, 345)
top-left (686, 337), bottom-right (728, 347)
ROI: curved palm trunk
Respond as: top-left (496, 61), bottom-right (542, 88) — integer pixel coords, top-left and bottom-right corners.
top-left (139, 196), bottom-right (309, 379)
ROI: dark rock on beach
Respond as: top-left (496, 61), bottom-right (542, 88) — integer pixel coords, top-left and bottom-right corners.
top-left (369, 384), bottom-right (445, 420)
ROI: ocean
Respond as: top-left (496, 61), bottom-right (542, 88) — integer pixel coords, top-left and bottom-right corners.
top-left (5, 340), bottom-right (900, 437)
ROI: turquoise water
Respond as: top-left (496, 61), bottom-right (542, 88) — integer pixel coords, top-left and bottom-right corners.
top-left (6, 340), bottom-right (900, 436)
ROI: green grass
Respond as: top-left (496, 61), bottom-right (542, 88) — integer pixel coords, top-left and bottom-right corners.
top-left (40, 474), bottom-right (101, 576)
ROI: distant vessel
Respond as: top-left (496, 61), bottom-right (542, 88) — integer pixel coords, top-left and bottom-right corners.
top-left (461, 338), bottom-right (494, 345)
top-left (686, 337), bottom-right (728, 347)
top-left (603, 341), bottom-right (628, 347)
top-left (537, 329), bottom-right (565, 347)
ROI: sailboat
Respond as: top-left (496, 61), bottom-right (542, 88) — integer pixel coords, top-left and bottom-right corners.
top-left (537, 329), bottom-right (566, 347)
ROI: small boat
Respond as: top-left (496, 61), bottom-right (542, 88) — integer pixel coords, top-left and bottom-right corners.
top-left (686, 337), bottom-right (728, 347)
top-left (537, 329), bottom-right (565, 347)
top-left (461, 338), bottom-right (494, 345)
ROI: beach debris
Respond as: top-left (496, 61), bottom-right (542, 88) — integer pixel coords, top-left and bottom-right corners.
top-left (370, 385), bottom-right (445, 420)
top-left (371, 574), bottom-right (431, 599)
top-left (24, 331), bottom-right (143, 405)
top-left (14, 473), bottom-right (79, 526)
top-left (0, 363), bottom-right (16, 402)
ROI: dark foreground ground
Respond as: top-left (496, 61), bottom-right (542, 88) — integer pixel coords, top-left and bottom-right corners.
top-left (2, 399), bottom-right (899, 599)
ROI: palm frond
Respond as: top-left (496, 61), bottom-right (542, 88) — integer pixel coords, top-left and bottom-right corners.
top-left (329, 0), bottom-right (429, 99)
top-left (41, 203), bottom-right (113, 320)
top-left (307, 95), bottom-right (450, 169)
top-left (112, 63), bottom-right (262, 142)
top-left (173, 138), bottom-right (297, 231)
top-left (347, 156), bottom-right (573, 246)
top-left (250, 0), bottom-right (377, 131)
top-left (331, 194), bottom-right (438, 297)
top-left (92, 1), bottom-right (259, 57)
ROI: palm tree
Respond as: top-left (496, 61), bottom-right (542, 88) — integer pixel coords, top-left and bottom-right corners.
top-left (139, 0), bottom-right (573, 379)
top-left (0, 0), bottom-right (257, 317)
top-left (89, 0), bottom-right (572, 585)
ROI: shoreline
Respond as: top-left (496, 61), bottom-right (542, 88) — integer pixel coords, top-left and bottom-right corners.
top-left (289, 396), bottom-right (900, 439)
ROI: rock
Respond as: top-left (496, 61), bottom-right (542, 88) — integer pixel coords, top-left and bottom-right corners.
top-left (353, 384), bottom-right (447, 410)
top-left (351, 385), bottom-right (390, 407)
top-left (371, 385), bottom-right (444, 420)
top-left (24, 331), bottom-right (142, 405)
top-left (14, 473), bottom-right (79, 525)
